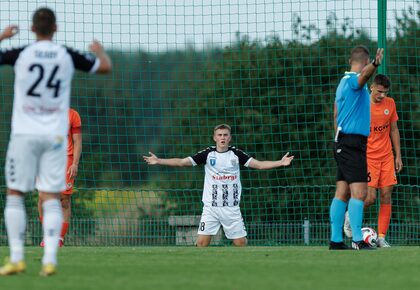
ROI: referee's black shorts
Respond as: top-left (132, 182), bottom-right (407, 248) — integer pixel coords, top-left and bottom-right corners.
top-left (334, 132), bottom-right (368, 184)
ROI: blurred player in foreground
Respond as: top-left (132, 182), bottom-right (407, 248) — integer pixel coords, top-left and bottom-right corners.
top-left (0, 7), bottom-right (111, 276)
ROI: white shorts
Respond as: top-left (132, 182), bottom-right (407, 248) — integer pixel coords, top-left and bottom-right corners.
top-left (197, 205), bottom-right (247, 239)
top-left (5, 134), bottom-right (67, 193)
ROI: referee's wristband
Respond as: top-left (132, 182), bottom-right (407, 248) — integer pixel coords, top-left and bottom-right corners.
top-left (371, 59), bottom-right (380, 67)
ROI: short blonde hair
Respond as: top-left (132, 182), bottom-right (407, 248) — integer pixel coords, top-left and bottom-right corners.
top-left (213, 124), bottom-right (231, 133)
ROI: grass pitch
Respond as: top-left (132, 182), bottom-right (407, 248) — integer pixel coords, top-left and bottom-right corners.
top-left (0, 246), bottom-right (419, 290)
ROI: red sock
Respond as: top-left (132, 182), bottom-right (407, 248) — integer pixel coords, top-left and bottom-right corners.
top-left (61, 222), bottom-right (69, 239)
top-left (378, 204), bottom-right (392, 238)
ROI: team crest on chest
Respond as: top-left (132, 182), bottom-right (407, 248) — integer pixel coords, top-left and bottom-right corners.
top-left (231, 159), bottom-right (237, 166)
top-left (384, 109), bottom-right (389, 115)
top-left (210, 158), bottom-right (216, 166)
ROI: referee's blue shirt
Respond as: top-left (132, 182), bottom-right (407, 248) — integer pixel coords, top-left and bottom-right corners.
top-left (335, 72), bottom-right (370, 137)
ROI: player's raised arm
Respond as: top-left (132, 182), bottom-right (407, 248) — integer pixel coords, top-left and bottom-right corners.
top-left (358, 48), bottom-right (384, 88)
top-left (143, 152), bottom-right (193, 167)
top-left (0, 25), bottom-right (19, 42)
top-left (89, 40), bottom-right (112, 74)
top-left (248, 152), bottom-right (294, 170)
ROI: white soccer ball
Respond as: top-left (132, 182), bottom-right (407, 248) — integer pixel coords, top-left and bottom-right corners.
top-left (361, 227), bottom-right (378, 247)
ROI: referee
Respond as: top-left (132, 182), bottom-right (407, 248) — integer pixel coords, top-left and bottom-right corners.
top-left (329, 45), bottom-right (384, 250)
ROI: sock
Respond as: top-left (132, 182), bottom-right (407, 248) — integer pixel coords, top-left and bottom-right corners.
top-left (348, 198), bottom-right (364, 242)
top-left (378, 204), bottom-right (392, 238)
top-left (39, 215), bottom-right (43, 224)
top-left (4, 195), bottom-right (26, 263)
top-left (61, 222), bottom-right (69, 239)
top-left (329, 198), bottom-right (347, 242)
top-left (42, 199), bottom-right (63, 265)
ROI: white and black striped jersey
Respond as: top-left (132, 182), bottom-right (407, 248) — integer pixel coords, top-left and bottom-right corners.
top-left (0, 40), bottom-right (100, 136)
top-left (188, 146), bottom-right (253, 207)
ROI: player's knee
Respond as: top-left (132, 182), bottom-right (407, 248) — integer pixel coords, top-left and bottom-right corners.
top-left (232, 237), bottom-right (247, 247)
top-left (196, 236), bottom-right (211, 247)
top-left (7, 189), bottom-right (25, 197)
top-left (196, 240), bottom-right (210, 247)
top-left (364, 195), bottom-right (376, 207)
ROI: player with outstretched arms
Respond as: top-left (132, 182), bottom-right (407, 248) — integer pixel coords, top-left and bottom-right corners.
top-left (0, 7), bottom-right (111, 276)
top-left (143, 124), bottom-right (294, 247)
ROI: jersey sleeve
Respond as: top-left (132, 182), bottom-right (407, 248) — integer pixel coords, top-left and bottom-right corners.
top-left (188, 147), bottom-right (211, 166)
top-left (389, 98), bottom-right (399, 123)
top-left (349, 74), bottom-right (361, 90)
top-left (0, 47), bottom-right (24, 66)
top-left (66, 47), bottom-right (100, 73)
top-left (70, 110), bottom-right (82, 134)
top-left (231, 147), bottom-right (253, 166)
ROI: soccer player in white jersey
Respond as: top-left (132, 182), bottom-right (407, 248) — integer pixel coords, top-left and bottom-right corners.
top-left (143, 124), bottom-right (294, 247)
top-left (0, 7), bottom-right (112, 276)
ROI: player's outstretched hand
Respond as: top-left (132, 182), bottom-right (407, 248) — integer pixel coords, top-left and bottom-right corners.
top-left (89, 40), bottom-right (105, 54)
top-left (0, 25), bottom-right (19, 41)
top-left (280, 152), bottom-right (294, 166)
top-left (143, 152), bottom-right (159, 165)
top-left (374, 48), bottom-right (384, 66)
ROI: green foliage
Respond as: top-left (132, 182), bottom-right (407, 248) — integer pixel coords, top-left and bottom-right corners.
top-left (153, 7), bottom-right (420, 222)
top-left (0, 4), bottom-right (418, 229)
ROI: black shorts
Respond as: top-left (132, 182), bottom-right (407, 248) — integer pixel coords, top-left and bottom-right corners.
top-left (334, 133), bottom-right (368, 184)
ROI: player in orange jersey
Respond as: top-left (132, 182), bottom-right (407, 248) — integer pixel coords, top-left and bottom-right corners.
top-left (344, 74), bottom-right (402, 247)
top-left (38, 108), bottom-right (82, 247)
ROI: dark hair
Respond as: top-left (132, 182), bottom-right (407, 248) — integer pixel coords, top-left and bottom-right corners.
top-left (372, 74), bottom-right (391, 88)
top-left (350, 45), bottom-right (370, 63)
top-left (32, 8), bottom-right (56, 36)
top-left (213, 124), bottom-right (231, 133)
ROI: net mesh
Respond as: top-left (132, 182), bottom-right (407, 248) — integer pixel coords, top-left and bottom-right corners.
top-left (0, 0), bottom-right (419, 246)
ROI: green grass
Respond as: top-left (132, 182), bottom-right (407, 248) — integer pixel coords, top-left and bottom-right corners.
top-left (1, 247), bottom-right (419, 290)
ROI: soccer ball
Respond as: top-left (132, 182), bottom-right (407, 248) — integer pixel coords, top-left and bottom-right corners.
top-left (361, 227), bottom-right (377, 246)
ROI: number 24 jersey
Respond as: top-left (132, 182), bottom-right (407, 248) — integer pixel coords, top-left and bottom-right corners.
top-left (0, 40), bottom-right (99, 136)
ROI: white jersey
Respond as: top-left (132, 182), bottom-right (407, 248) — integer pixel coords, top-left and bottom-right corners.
top-left (188, 146), bottom-right (252, 207)
top-left (0, 40), bottom-right (99, 136)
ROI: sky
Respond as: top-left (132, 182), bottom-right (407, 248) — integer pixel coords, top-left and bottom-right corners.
top-left (0, 0), bottom-right (416, 52)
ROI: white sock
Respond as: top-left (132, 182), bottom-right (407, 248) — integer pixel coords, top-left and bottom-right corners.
top-left (42, 199), bottom-right (63, 265)
top-left (5, 195), bottom-right (26, 263)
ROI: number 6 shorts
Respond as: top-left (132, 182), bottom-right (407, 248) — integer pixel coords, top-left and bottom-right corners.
top-left (197, 205), bottom-right (247, 239)
top-left (5, 134), bottom-right (67, 193)
top-left (368, 154), bottom-right (398, 188)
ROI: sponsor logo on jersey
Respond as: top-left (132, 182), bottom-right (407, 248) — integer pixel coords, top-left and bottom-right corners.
top-left (372, 124), bottom-right (389, 132)
top-left (212, 175), bottom-right (237, 181)
top-left (23, 104), bottom-right (61, 114)
top-left (52, 136), bottom-right (64, 150)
